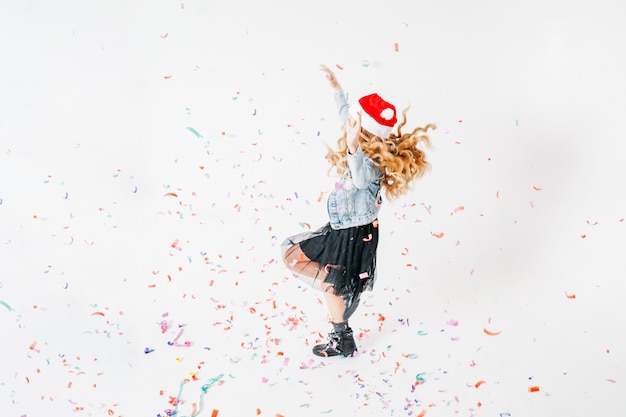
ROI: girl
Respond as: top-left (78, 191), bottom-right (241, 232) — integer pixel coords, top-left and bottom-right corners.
top-left (281, 65), bottom-right (435, 357)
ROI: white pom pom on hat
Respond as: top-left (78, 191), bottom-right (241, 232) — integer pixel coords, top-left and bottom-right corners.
top-left (349, 93), bottom-right (398, 138)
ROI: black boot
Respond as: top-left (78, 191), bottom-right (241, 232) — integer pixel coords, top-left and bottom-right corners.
top-left (312, 323), bottom-right (357, 357)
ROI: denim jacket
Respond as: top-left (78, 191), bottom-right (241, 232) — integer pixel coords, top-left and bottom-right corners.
top-left (327, 91), bottom-right (383, 230)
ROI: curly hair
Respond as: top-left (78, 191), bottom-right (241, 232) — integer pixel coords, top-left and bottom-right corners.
top-left (326, 107), bottom-right (435, 200)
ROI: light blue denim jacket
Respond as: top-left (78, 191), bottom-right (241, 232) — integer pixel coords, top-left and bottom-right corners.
top-left (327, 90), bottom-right (383, 230)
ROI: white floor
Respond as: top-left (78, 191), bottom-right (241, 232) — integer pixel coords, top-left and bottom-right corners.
top-left (2, 1), bottom-right (626, 416)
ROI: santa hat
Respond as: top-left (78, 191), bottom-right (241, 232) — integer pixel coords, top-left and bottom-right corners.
top-left (350, 93), bottom-right (397, 138)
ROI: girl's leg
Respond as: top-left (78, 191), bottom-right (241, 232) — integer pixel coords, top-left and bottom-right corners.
top-left (321, 285), bottom-right (347, 323)
top-left (282, 243), bottom-right (326, 279)
top-left (282, 244), bottom-right (349, 321)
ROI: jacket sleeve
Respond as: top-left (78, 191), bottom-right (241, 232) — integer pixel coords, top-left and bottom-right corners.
top-left (335, 90), bottom-right (350, 125)
top-left (346, 146), bottom-right (381, 189)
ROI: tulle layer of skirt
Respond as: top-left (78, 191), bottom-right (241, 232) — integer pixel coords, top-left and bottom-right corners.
top-left (281, 221), bottom-right (379, 299)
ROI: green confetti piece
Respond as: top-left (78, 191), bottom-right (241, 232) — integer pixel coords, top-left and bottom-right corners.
top-left (0, 300), bottom-right (14, 311)
top-left (186, 126), bottom-right (202, 138)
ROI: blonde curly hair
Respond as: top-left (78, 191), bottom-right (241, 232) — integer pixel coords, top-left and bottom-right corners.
top-left (326, 107), bottom-right (435, 200)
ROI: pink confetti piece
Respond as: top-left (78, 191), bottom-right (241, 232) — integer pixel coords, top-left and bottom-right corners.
top-left (359, 272), bottom-right (369, 279)
top-left (446, 319), bottom-right (459, 326)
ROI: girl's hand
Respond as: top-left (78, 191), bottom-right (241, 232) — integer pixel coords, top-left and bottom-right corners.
top-left (320, 64), bottom-right (342, 91)
top-left (345, 112), bottom-right (361, 154)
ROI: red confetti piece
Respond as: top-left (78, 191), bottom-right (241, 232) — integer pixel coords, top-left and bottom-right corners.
top-left (565, 291), bottom-right (576, 299)
top-left (163, 74), bottom-right (173, 79)
top-left (528, 385), bottom-right (540, 393)
top-left (580, 234), bottom-right (587, 239)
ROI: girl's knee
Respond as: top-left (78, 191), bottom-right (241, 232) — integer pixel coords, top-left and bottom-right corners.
top-left (282, 244), bottom-right (302, 268)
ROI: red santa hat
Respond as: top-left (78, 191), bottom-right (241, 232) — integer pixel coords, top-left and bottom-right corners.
top-left (350, 93), bottom-right (397, 138)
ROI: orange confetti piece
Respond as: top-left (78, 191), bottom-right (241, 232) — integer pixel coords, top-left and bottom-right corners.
top-left (496, 191), bottom-right (500, 198)
top-left (475, 380), bottom-right (486, 388)
top-left (362, 233), bottom-right (373, 242)
top-left (91, 311), bottom-right (105, 317)
top-left (483, 328), bottom-right (502, 336)
top-left (335, 64), bottom-right (344, 70)
top-left (417, 410), bottom-right (426, 417)
top-left (528, 385), bottom-right (540, 393)
top-left (256, 409), bottom-right (262, 415)
top-left (163, 74), bottom-right (173, 79)
top-left (211, 409), bottom-right (219, 417)
top-left (394, 42), bottom-right (399, 52)
top-left (565, 291), bottom-right (576, 299)
top-left (451, 206), bottom-right (465, 215)
top-left (430, 231), bottom-right (445, 239)
top-left (163, 192), bottom-right (178, 198)
top-left (580, 234), bottom-right (587, 239)
top-left (533, 186), bottom-right (542, 191)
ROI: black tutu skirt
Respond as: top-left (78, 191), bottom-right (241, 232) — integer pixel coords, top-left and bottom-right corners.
top-left (281, 220), bottom-right (379, 300)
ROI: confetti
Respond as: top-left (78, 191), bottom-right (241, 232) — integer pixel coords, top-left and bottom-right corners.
top-left (565, 291), bottom-right (576, 299)
top-left (186, 127), bottom-right (203, 138)
top-left (475, 380), bottom-right (486, 388)
top-left (0, 300), bottom-right (14, 311)
top-left (528, 385), bottom-right (540, 393)
top-left (483, 328), bottom-right (501, 336)
top-left (450, 206), bottom-right (465, 215)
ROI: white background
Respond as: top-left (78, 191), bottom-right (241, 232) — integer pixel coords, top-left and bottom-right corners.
top-left (1, 0), bottom-right (625, 416)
